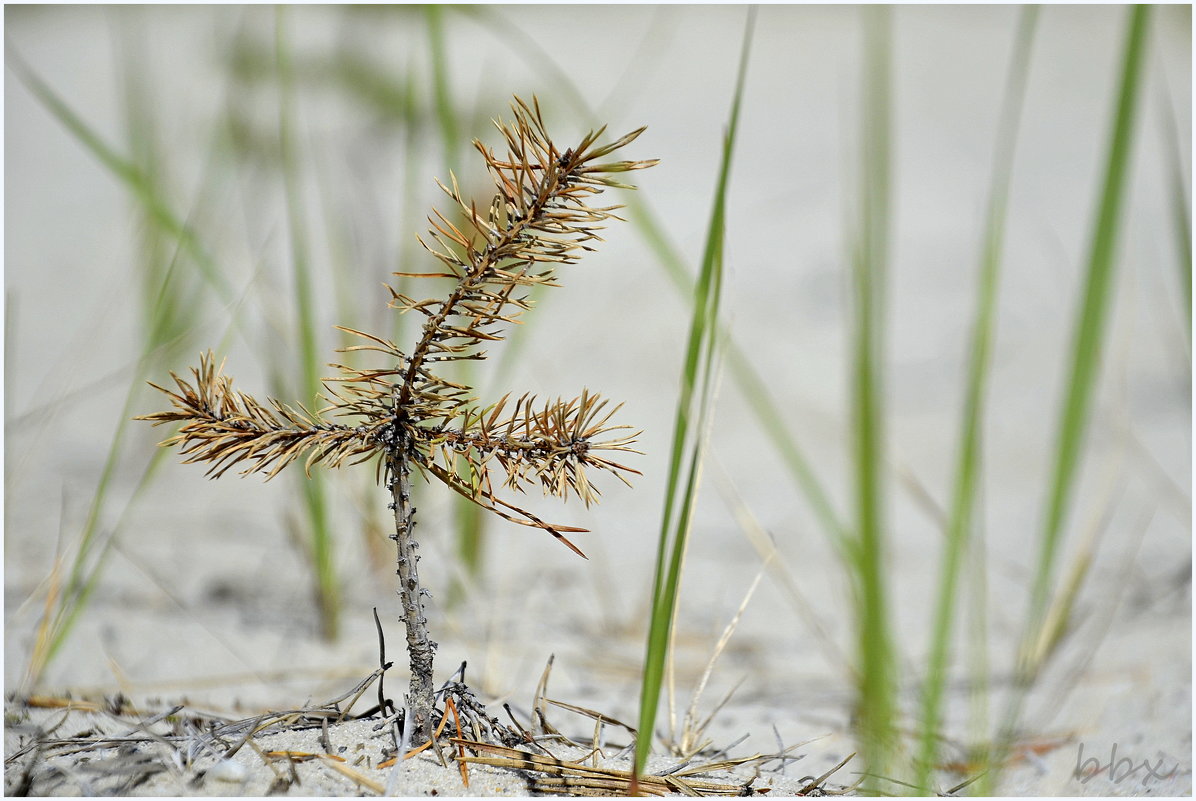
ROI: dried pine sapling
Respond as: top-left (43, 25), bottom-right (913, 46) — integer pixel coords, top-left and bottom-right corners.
top-left (137, 97), bottom-right (656, 745)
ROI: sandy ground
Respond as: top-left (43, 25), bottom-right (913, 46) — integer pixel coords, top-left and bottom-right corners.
top-left (5, 4), bottom-right (1192, 796)
top-left (5, 699), bottom-right (860, 797)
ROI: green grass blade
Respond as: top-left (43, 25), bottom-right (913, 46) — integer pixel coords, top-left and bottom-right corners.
top-left (913, 7), bottom-right (1039, 792)
top-left (115, 11), bottom-right (190, 349)
top-left (393, 64), bottom-right (424, 344)
top-left (34, 409), bottom-right (174, 680)
top-left (1025, 1), bottom-right (1149, 671)
top-left (984, 6), bottom-right (1151, 793)
top-left (634, 9), bottom-right (754, 778)
top-left (849, 7), bottom-right (896, 788)
top-left (1160, 81), bottom-right (1191, 342)
top-left (275, 8), bottom-right (339, 640)
top-left (964, 522), bottom-right (992, 771)
top-left (424, 4), bottom-right (461, 172)
top-left (626, 197), bottom-right (850, 552)
top-left (274, 8), bottom-right (321, 408)
top-left (34, 390), bottom-right (135, 680)
top-left (7, 47), bottom-right (232, 305)
top-left (31, 205), bottom-right (222, 681)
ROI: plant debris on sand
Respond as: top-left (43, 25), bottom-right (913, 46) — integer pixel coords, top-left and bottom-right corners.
top-left (4, 668), bottom-right (858, 797)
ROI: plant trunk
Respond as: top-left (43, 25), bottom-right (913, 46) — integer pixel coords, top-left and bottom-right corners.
top-left (387, 437), bottom-right (436, 745)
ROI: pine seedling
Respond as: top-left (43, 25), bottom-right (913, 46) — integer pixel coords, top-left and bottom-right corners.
top-left (137, 96), bottom-right (656, 744)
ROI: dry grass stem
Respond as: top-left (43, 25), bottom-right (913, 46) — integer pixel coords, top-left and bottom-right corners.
top-left (545, 698), bottom-right (638, 737)
top-left (714, 464), bottom-right (856, 681)
top-left (451, 738), bottom-right (753, 796)
top-left (677, 564), bottom-right (766, 757)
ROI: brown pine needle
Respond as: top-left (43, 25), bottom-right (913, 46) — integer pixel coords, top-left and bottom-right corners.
top-left (545, 698), bottom-right (638, 735)
top-left (451, 739), bottom-right (751, 796)
top-left (265, 750), bottom-right (345, 763)
top-left (798, 752), bottom-right (856, 796)
top-left (319, 755), bottom-right (385, 795)
top-left (377, 697), bottom-right (457, 769)
top-left (445, 697), bottom-right (469, 788)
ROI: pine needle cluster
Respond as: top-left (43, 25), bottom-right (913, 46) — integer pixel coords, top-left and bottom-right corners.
top-left (139, 95), bottom-right (656, 555)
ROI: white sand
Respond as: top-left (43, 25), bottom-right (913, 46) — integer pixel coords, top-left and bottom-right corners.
top-left (6, 701), bottom-right (866, 796)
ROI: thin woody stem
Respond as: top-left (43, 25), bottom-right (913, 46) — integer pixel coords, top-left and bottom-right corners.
top-left (387, 432), bottom-right (437, 745)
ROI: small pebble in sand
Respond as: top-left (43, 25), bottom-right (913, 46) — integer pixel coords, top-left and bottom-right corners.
top-left (208, 759), bottom-right (249, 782)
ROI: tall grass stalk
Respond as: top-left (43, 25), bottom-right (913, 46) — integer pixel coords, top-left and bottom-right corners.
top-left (630, 200), bottom-right (850, 556)
top-left (983, 5), bottom-right (1150, 792)
top-left (633, 10), bottom-right (754, 780)
top-left (12, 32), bottom-right (230, 683)
top-left (37, 233), bottom-right (213, 673)
top-left (115, 12), bottom-right (195, 352)
top-left (424, 5), bottom-right (460, 171)
top-left (22, 217), bottom-right (204, 686)
top-left (26, 381), bottom-right (139, 685)
top-left (275, 8), bottom-right (339, 640)
top-left (912, 6), bottom-right (1038, 792)
top-left (848, 6), bottom-right (897, 787)
top-left (1160, 82), bottom-right (1192, 343)
top-left (631, 163), bottom-right (848, 556)
top-left (963, 510), bottom-right (993, 766)
top-left (1021, 0), bottom-right (1149, 685)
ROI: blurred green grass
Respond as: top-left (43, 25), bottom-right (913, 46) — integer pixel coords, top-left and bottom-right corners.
top-left (847, 8), bottom-right (897, 787)
top-left (914, 6), bottom-right (1038, 791)
top-left (273, 6), bottom-right (339, 640)
top-left (984, 4), bottom-right (1152, 793)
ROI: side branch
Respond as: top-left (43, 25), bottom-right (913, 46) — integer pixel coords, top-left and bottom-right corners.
top-left (415, 391), bottom-right (641, 506)
top-left (136, 352), bottom-right (381, 479)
